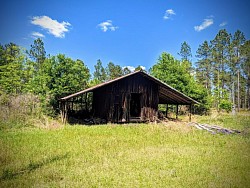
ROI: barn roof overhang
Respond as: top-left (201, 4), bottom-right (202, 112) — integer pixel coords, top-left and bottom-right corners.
top-left (60, 70), bottom-right (199, 105)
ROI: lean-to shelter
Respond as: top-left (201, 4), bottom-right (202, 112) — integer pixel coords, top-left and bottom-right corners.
top-left (60, 70), bottom-right (198, 123)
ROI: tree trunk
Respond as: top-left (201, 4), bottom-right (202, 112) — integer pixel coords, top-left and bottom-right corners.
top-left (248, 84), bottom-right (250, 110)
top-left (232, 82), bottom-right (236, 115)
top-left (237, 70), bottom-right (240, 112)
top-left (217, 68), bottom-right (220, 112)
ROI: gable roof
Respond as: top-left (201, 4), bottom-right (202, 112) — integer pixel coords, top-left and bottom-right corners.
top-left (60, 70), bottom-right (199, 105)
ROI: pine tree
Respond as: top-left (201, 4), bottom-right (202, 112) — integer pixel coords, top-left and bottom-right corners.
top-left (211, 29), bottom-right (231, 110)
top-left (230, 30), bottom-right (245, 111)
top-left (27, 38), bottom-right (46, 71)
top-left (122, 67), bottom-right (132, 75)
top-left (93, 59), bottom-right (107, 83)
top-left (106, 62), bottom-right (123, 80)
top-left (196, 41), bottom-right (212, 94)
top-left (0, 43), bottom-right (25, 94)
top-left (150, 52), bottom-right (209, 114)
top-left (178, 41), bottom-right (192, 62)
top-left (240, 40), bottom-right (250, 109)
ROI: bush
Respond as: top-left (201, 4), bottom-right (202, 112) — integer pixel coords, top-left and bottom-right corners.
top-left (219, 99), bottom-right (232, 113)
top-left (0, 93), bottom-right (42, 129)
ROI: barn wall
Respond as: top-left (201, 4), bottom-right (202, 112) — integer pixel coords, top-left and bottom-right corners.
top-left (92, 74), bottom-right (159, 122)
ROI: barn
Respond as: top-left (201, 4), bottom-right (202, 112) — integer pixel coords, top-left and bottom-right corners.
top-left (60, 70), bottom-right (198, 123)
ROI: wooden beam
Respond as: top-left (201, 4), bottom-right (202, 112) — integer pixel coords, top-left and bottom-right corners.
top-left (176, 104), bottom-right (179, 119)
top-left (60, 101), bottom-right (64, 123)
top-left (166, 104), bottom-right (168, 118)
top-left (60, 101), bottom-right (67, 124)
top-left (189, 104), bottom-right (192, 122)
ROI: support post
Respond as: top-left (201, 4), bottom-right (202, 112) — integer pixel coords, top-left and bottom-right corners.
top-left (85, 92), bottom-right (88, 110)
top-left (189, 104), bottom-right (192, 122)
top-left (60, 101), bottom-right (64, 123)
top-left (81, 94), bottom-right (83, 109)
top-left (60, 100), bottom-right (68, 124)
top-left (166, 104), bottom-right (168, 118)
top-left (176, 104), bottom-right (179, 119)
top-left (65, 101), bottom-right (68, 123)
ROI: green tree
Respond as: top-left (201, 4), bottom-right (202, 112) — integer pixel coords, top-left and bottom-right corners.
top-left (196, 40), bottom-right (212, 94)
top-left (240, 40), bottom-right (250, 109)
top-left (27, 38), bottom-right (46, 71)
top-left (211, 29), bottom-right (231, 110)
top-left (229, 30), bottom-right (245, 111)
top-left (93, 59), bottom-right (107, 83)
top-left (134, 65), bottom-right (145, 71)
top-left (106, 62), bottom-right (123, 80)
top-left (150, 52), bottom-right (209, 114)
top-left (26, 54), bottom-right (90, 113)
top-left (122, 67), bottom-right (132, 75)
top-left (0, 43), bottom-right (25, 94)
top-left (51, 55), bottom-right (90, 99)
top-left (150, 52), bottom-right (182, 91)
top-left (178, 41), bottom-right (192, 62)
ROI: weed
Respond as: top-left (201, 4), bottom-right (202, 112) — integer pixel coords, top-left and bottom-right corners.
top-left (0, 112), bottom-right (249, 187)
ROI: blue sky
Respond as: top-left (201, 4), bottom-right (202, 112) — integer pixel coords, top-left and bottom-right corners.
top-left (1, 0), bottom-right (249, 73)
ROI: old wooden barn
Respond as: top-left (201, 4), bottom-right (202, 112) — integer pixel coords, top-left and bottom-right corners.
top-left (60, 70), bottom-right (198, 123)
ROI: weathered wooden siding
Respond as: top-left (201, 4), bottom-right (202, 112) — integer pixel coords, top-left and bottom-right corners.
top-left (92, 74), bottom-right (159, 122)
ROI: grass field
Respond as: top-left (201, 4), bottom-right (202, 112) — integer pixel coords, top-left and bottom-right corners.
top-left (0, 112), bottom-right (249, 187)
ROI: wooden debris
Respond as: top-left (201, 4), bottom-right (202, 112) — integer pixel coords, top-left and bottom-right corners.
top-left (188, 122), bottom-right (241, 134)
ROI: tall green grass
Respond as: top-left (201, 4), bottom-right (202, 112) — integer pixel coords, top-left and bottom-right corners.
top-left (196, 111), bottom-right (250, 131)
top-left (0, 113), bottom-right (249, 187)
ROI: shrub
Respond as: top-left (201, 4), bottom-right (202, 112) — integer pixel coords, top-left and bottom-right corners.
top-left (219, 99), bottom-right (232, 113)
top-left (0, 93), bottom-right (42, 129)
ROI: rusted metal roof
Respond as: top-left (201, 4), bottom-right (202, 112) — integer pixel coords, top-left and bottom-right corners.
top-left (60, 70), bottom-right (199, 104)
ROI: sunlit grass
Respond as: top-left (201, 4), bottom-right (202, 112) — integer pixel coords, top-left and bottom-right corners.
top-left (195, 111), bottom-right (250, 131)
top-left (0, 113), bottom-right (249, 187)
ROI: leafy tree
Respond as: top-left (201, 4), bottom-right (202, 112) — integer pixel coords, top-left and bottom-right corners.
top-left (24, 38), bottom-right (47, 96)
top-left (48, 55), bottom-right (90, 112)
top-left (196, 40), bottom-right (212, 94)
top-left (106, 62), bottom-right (123, 80)
top-left (93, 59), bottom-right (107, 83)
top-left (135, 65), bottom-right (144, 71)
top-left (27, 38), bottom-right (46, 71)
top-left (150, 52), bottom-right (209, 114)
top-left (26, 54), bottom-right (90, 114)
top-left (0, 43), bottom-right (25, 94)
top-left (213, 88), bottom-right (232, 112)
top-left (229, 30), bottom-right (245, 111)
top-left (178, 41), bottom-right (192, 61)
top-left (240, 40), bottom-right (250, 109)
top-left (122, 67), bottom-right (132, 75)
top-left (211, 29), bottom-right (231, 110)
top-left (150, 52), bottom-right (193, 92)
top-left (150, 52), bottom-right (182, 91)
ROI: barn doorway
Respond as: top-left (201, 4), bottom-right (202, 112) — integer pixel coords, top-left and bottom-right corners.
top-left (130, 93), bottom-right (141, 117)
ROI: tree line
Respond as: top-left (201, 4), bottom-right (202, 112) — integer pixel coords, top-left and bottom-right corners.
top-left (151, 29), bottom-right (250, 113)
top-left (0, 39), bottom-right (144, 115)
top-left (0, 29), bottom-right (249, 117)
top-left (195, 29), bottom-right (250, 112)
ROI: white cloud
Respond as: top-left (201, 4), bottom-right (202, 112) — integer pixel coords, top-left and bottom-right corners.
top-left (31, 16), bottom-right (71, 38)
top-left (194, 18), bottom-right (213, 32)
top-left (163, 9), bottom-right (176, 20)
top-left (98, 20), bottom-right (118, 32)
top-left (122, 66), bottom-right (146, 72)
top-left (219, 21), bottom-right (227, 27)
top-left (31, 31), bottom-right (45, 38)
top-left (123, 66), bottom-right (135, 72)
top-left (139, 66), bottom-right (146, 70)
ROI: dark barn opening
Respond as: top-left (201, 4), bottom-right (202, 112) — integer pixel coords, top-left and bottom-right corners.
top-left (60, 70), bottom-right (199, 124)
top-left (130, 93), bottom-right (141, 117)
